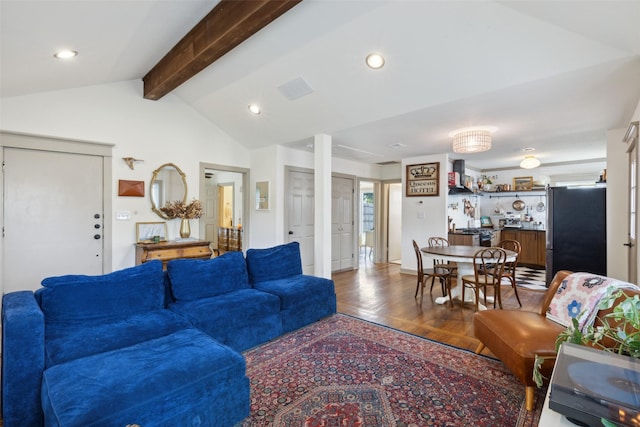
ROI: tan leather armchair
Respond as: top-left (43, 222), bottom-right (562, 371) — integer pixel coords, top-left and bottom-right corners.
top-left (475, 270), bottom-right (640, 411)
top-left (473, 270), bottom-right (571, 411)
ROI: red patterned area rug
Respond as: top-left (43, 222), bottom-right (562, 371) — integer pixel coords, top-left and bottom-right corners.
top-left (236, 314), bottom-right (544, 426)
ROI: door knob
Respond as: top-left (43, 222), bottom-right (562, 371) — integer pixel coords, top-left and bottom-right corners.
top-left (288, 231), bottom-right (294, 235)
top-left (623, 242), bottom-right (635, 247)
top-left (94, 234), bottom-right (101, 240)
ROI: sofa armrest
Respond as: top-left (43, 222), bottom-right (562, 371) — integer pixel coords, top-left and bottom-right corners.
top-left (2, 291), bottom-right (45, 426)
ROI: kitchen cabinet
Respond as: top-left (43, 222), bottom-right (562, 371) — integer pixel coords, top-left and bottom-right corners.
top-left (448, 233), bottom-right (479, 246)
top-left (500, 229), bottom-right (545, 267)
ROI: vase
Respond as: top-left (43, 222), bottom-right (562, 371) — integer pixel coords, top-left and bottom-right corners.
top-left (179, 218), bottom-right (191, 238)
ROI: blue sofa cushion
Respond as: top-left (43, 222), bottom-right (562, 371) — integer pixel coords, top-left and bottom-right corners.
top-left (41, 328), bottom-right (249, 427)
top-left (169, 288), bottom-right (282, 351)
top-left (253, 275), bottom-right (335, 309)
top-left (37, 260), bottom-right (164, 322)
top-left (44, 310), bottom-right (192, 367)
top-left (167, 252), bottom-right (250, 301)
top-left (245, 242), bottom-right (303, 283)
top-left (170, 288), bottom-right (280, 329)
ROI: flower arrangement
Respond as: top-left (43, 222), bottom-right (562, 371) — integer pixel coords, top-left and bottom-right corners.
top-left (160, 198), bottom-right (203, 219)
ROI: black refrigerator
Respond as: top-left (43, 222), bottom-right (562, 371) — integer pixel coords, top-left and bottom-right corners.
top-left (546, 186), bottom-right (607, 285)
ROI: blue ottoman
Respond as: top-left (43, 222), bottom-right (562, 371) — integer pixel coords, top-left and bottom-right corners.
top-left (41, 328), bottom-right (249, 427)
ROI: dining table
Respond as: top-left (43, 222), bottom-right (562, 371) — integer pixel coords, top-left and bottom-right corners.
top-left (420, 245), bottom-right (516, 310)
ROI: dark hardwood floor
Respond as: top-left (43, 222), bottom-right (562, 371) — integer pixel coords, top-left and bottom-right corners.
top-left (332, 255), bottom-right (547, 355)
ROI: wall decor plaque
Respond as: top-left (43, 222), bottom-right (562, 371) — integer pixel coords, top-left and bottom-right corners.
top-left (406, 162), bottom-right (440, 197)
top-left (118, 180), bottom-right (144, 197)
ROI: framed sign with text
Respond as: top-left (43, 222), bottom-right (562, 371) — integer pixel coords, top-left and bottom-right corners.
top-left (406, 162), bottom-right (440, 197)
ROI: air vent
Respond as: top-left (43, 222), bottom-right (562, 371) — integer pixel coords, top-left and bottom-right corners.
top-left (377, 160), bottom-right (400, 165)
top-left (389, 143), bottom-right (406, 149)
top-left (278, 77), bottom-right (314, 100)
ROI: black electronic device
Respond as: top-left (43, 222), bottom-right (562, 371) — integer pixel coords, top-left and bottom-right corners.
top-left (549, 343), bottom-right (640, 426)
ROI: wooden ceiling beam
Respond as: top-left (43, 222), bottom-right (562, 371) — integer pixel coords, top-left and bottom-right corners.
top-left (143, 0), bottom-right (301, 100)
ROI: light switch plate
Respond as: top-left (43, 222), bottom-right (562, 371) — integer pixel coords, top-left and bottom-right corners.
top-left (116, 210), bottom-right (131, 220)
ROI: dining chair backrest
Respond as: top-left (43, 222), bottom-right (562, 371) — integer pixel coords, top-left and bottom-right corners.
top-left (498, 239), bottom-right (521, 270)
top-left (473, 247), bottom-right (507, 286)
top-left (412, 240), bottom-right (424, 281)
top-left (428, 237), bottom-right (449, 247)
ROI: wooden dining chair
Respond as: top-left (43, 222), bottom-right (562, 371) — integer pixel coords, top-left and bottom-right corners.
top-left (427, 236), bottom-right (457, 283)
top-left (461, 247), bottom-right (507, 311)
top-left (497, 239), bottom-right (522, 307)
top-left (412, 240), bottom-right (452, 307)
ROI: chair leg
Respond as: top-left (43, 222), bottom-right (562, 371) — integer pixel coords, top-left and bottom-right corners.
top-left (446, 276), bottom-right (454, 308)
top-left (475, 343), bottom-right (485, 354)
top-left (429, 275), bottom-right (437, 295)
top-left (511, 276), bottom-right (522, 307)
top-left (525, 386), bottom-right (535, 411)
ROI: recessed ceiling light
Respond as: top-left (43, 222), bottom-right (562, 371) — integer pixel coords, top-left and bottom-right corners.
top-left (248, 104), bottom-right (261, 115)
top-left (519, 147), bottom-right (536, 152)
top-left (53, 50), bottom-right (78, 59)
top-left (365, 53), bottom-right (385, 69)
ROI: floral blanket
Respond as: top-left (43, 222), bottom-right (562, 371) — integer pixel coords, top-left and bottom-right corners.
top-left (546, 272), bottom-right (639, 330)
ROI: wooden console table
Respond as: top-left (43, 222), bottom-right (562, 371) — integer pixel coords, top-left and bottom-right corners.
top-left (135, 240), bottom-right (213, 269)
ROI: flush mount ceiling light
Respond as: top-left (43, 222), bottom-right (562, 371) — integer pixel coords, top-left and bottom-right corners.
top-left (449, 126), bottom-right (496, 153)
top-left (520, 155), bottom-right (541, 169)
top-left (53, 50), bottom-right (78, 59)
top-left (247, 104), bottom-right (261, 115)
top-left (365, 53), bottom-right (385, 69)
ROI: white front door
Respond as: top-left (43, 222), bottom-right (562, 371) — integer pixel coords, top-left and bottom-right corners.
top-left (331, 176), bottom-right (354, 271)
top-left (3, 148), bottom-right (104, 292)
top-left (287, 170), bottom-right (315, 274)
top-left (627, 124), bottom-right (638, 283)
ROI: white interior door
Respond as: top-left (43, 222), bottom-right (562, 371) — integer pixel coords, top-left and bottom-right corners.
top-left (287, 170), bottom-right (315, 274)
top-left (331, 176), bottom-right (354, 271)
top-left (627, 125), bottom-right (638, 283)
top-left (3, 148), bottom-right (104, 292)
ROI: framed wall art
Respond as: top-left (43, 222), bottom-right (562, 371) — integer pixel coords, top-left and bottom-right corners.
top-left (406, 162), bottom-right (440, 197)
top-left (513, 176), bottom-right (533, 191)
top-left (136, 222), bottom-right (168, 243)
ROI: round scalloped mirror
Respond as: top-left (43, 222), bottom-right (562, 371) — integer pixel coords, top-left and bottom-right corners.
top-left (150, 163), bottom-right (187, 219)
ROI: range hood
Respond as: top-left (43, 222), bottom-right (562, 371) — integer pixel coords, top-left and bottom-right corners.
top-left (448, 159), bottom-right (474, 194)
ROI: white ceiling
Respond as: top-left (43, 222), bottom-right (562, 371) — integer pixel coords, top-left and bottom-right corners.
top-left (2, 0), bottom-right (640, 171)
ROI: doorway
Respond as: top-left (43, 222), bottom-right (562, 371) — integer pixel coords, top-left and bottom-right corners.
top-left (359, 181), bottom-right (375, 262)
top-left (200, 164), bottom-right (248, 254)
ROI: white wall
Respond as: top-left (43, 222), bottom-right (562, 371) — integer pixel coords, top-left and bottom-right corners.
top-left (401, 154), bottom-right (449, 273)
top-left (0, 79), bottom-right (250, 271)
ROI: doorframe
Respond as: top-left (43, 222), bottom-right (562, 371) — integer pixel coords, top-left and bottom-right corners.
top-left (356, 178), bottom-right (381, 267)
top-left (624, 121), bottom-right (639, 284)
top-left (0, 131), bottom-right (113, 294)
top-left (198, 162), bottom-right (250, 250)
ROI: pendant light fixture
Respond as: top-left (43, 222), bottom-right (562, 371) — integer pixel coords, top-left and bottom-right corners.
top-left (520, 155), bottom-right (541, 169)
top-left (449, 126), bottom-right (496, 153)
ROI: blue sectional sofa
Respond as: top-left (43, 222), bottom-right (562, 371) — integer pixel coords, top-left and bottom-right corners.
top-left (2, 242), bottom-right (336, 427)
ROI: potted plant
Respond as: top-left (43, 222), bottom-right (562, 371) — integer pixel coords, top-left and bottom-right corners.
top-left (534, 287), bottom-right (640, 426)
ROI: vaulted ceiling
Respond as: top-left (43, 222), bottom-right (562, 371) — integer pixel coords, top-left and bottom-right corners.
top-left (2, 0), bottom-right (639, 171)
